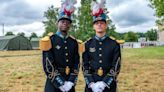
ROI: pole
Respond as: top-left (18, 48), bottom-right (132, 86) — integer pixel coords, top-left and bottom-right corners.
top-left (2, 23), bottom-right (4, 36)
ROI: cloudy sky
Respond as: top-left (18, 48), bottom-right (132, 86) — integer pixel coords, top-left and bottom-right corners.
top-left (0, 0), bottom-right (156, 37)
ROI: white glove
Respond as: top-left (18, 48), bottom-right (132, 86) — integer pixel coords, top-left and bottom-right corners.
top-left (95, 81), bottom-right (106, 91)
top-left (89, 82), bottom-right (96, 92)
top-left (62, 81), bottom-right (74, 92)
top-left (59, 85), bottom-right (66, 92)
top-left (89, 82), bottom-right (103, 92)
top-left (93, 88), bottom-right (103, 92)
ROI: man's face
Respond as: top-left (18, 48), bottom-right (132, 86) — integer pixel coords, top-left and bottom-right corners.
top-left (93, 21), bottom-right (107, 33)
top-left (58, 19), bottom-right (71, 32)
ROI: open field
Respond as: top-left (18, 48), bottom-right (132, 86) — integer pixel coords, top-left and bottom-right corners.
top-left (0, 47), bottom-right (164, 92)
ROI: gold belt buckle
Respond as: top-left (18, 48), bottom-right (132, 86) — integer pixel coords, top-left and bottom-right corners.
top-left (65, 66), bottom-right (70, 75)
top-left (97, 67), bottom-right (103, 76)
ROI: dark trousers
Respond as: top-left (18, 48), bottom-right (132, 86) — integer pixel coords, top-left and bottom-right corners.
top-left (44, 78), bottom-right (75, 92)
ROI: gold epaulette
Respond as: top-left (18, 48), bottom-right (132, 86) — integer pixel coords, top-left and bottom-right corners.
top-left (82, 38), bottom-right (91, 53)
top-left (39, 32), bottom-right (54, 51)
top-left (77, 39), bottom-right (84, 53)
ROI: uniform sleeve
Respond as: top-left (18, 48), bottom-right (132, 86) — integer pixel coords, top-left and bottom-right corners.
top-left (68, 41), bottom-right (80, 84)
top-left (42, 49), bottom-right (65, 88)
top-left (102, 43), bottom-right (121, 88)
top-left (82, 43), bottom-right (94, 87)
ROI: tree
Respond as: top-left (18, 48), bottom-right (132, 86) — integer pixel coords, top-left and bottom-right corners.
top-left (43, 5), bottom-right (59, 37)
top-left (146, 29), bottom-right (158, 41)
top-left (72, 0), bottom-right (118, 41)
top-left (136, 32), bottom-right (146, 38)
top-left (73, 0), bottom-right (94, 41)
top-left (149, 0), bottom-right (164, 18)
top-left (107, 23), bottom-right (123, 39)
top-left (124, 31), bottom-right (138, 42)
top-left (17, 32), bottom-right (25, 36)
top-left (5, 31), bottom-right (15, 36)
top-left (149, 0), bottom-right (164, 27)
top-left (106, 18), bottom-right (117, 37)
top-left (42, 1), bottom-right (118, 41)
top-left (29, 32), bottom-right (38, 40)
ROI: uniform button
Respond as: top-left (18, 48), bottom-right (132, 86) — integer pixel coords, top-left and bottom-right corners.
top-left (99, 54), bottom-right (102, 57)
top-left (66, 59), bottom-right (69, 62)
top-left (64, 41), bottom-right (67, 43)
top-left (99, 48), bottom-right (102, 50)
top-left (99, 60), bottom-right (102, 63)
top-left (99, 42), bottom-right (102, 45)
top-left (65, 53), bottom-right (68, 56)
top-left (65, 47), bottom-right (67, 49)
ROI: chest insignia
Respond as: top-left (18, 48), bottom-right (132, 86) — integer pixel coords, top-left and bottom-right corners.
top-left (55, 45), bottom-right (61, 50)
top-left (89, 47), bottom-right (96, 52)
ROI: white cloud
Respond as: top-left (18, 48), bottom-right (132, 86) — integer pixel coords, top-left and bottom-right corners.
top-left (0, 0), bottom-right (81, 37)
top-left (1, 22), bottom-right (44, 37)
top-left (108, 0), bottom-right (156, 33)
top-left (115, 21), bottom-right (157, 33)
top-left (25, 0), bottom-right (61, 10)
top-left (0, 0), bottom-right (156, 37)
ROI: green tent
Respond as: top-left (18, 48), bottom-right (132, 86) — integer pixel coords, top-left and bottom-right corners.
top-left (0, 35), bottom-right (32, 50)
top-left (30, 38), bottom-right (40, 50)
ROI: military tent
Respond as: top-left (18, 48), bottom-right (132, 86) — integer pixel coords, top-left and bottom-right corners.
top-left (0, 35), bottom-right (32, 50)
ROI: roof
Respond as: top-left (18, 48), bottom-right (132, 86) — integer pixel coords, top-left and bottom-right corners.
top-left (0, 35), bottom-right (32, 50)
top-left (30, 38), bottom-right (40, 41)
top-left (0, 35), bottom-right (17, 40)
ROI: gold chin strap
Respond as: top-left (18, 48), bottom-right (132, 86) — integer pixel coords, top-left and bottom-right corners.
top-left (65, 66), bottom-right (70, 75)
top-left (97, 67), bottom-right (103, 76)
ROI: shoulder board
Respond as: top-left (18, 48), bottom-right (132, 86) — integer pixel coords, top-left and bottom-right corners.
top-left (84, 37), bottom-right (92, 43)
top-left (77, 39), bottom-right (83, 44)
top-left (109, 36), bottom-right (116, 40)
top-left (110, 36), bottom-right (125, 44)
top-left (116, 40), bottom-right (125, 44)
top-left (69, 35), bottom-right (76, 40)
top-left (47, 32), bottom-right (54, 37)
top-left (39, 36), bottom-right (52, 51)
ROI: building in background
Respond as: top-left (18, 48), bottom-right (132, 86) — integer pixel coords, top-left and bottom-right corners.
top-left (157, 22), bottom-right (164, 45)
top-left (30, 38), bottom-right (40, 50)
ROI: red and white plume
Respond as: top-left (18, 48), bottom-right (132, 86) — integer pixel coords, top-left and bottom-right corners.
top-left (91, 0), bottom-right (106, 16)
top-left (60, 0), bottom-right (77, 16)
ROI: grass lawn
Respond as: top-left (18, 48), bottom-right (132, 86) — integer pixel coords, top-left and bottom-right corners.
top-left (0, 47), bottom-right (163, 92)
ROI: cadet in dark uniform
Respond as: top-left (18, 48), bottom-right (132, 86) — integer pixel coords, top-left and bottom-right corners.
top-left (82, 1), bottom-right (121, 92)
top-left (40, 1), bottom-right (79, 92)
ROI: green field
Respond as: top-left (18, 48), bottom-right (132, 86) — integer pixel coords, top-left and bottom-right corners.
top-left (0, 47), bottom-right (164, 92)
